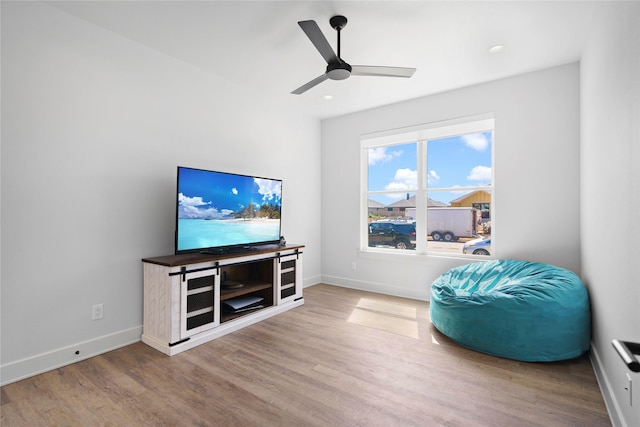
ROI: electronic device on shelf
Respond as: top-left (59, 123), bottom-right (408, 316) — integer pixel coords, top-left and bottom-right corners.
top-left (221, 296), bottom-right (264, 313)
top-left (175, 166), bottom-right (282, 254)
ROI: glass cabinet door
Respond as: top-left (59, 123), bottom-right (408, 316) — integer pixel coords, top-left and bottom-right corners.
top-left (277, 253), bottom-right (302, 304)
top-left (180, 268), bottom-right (220, 338)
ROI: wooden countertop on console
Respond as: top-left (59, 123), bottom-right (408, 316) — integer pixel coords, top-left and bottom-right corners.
top-left (142, 244), bottom-right (304, 267)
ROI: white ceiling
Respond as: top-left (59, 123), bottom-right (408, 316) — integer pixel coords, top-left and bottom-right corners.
top-left (46, 0), bottom-right (595, 120)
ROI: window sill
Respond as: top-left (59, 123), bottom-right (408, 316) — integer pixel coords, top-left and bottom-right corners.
top-left (357, 248), bottom-right (492, 263)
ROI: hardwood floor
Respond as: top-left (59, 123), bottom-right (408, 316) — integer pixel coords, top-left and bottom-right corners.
top-left (1, 284), bottom-right (610, 426)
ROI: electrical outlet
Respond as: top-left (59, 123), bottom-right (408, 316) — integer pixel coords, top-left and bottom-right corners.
top-left (92, 304), bottom-right (103, 320)
top-left (625, 373), bottom-right (633, 406)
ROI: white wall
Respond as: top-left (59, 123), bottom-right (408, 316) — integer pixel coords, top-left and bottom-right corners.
top-left (321, 63), bottom-right (581, 300)
top-left (4, 6), bottom-right (638, 427)
top-left (0, 1), bottom-right (321, 384)
top-left (581, 2), bottom-right (640, 426)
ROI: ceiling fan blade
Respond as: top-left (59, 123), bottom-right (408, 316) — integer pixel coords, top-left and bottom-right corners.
top-left (351, 65), bottom-right (416, 78)
top-left (291, 73), bottom-right (329, 95)
top-left (298, 20), bottom-right (339, 64)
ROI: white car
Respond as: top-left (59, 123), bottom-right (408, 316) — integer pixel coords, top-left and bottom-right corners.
top-left (463, 237), bottom-right (491, 256)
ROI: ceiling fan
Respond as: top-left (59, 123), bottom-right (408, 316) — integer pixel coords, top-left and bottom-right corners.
top-left (292, 15), bottom-right (416, 95)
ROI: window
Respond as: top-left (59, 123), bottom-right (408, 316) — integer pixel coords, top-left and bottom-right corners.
top-left (361, 115), bottom-right (494, 257)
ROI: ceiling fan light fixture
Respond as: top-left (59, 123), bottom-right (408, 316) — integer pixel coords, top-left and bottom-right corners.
top-left (326, 62), bottom-right (352, 80)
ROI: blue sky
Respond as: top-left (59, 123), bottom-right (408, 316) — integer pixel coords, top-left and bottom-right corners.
top-left (368, 131), bottom-right (492, 205)
top-left (177, 167), bottom-right (282, 219)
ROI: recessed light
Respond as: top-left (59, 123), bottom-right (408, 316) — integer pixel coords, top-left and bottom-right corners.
top-left (323, 95), bottom-right (333, 100)
top-left (488, 45), bottom-right (505, 54)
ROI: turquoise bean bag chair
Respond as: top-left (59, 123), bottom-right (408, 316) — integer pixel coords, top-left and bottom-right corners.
top-left (430, 259), bottom-right (591, 362)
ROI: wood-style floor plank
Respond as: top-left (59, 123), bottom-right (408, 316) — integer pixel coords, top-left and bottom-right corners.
top-left (1, 284), bottom-right (610, 426)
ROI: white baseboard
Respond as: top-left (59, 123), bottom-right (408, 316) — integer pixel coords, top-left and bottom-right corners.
top-left (590, 342), bottom-right (624, 427)
top-left (321, 274), bottom-right (428, 301)
top-left (303, 274), bottom-right (322, 288)
top-left (1, 326), bottom-right (142, 386)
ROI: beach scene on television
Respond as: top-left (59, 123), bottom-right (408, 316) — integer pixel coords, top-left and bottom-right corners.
top-left (177, 168), bottom-right (282, 252)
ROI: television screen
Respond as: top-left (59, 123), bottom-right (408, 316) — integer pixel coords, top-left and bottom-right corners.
top-left (175, 166), bottom-right (282, 254)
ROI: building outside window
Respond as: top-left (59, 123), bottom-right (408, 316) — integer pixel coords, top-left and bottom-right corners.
top-left (361, 115), bottom-right (494, 257)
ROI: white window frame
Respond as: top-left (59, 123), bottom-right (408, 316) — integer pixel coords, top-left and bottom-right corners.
top-left (360, 114), bottom-right (495, 257)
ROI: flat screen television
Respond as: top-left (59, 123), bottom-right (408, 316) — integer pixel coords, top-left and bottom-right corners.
top-left (175, 166), bottom-right (282, 254)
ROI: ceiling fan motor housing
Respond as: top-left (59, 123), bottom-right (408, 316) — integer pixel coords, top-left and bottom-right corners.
top-left (326, 61), bottom-right (352, 80)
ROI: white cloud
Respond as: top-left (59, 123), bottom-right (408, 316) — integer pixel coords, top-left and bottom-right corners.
top-left (178, 193), bottom-right (229, 219)
top-left (384, 168), bottom-right (417, 193)
top-left (467, 166), bottom-right (492, 182)
top-left (368, 147), bottom-right (403, 165)
top-left (428, 170), bottom-right (440, 185)
top-left (178, 192), bottom-right (209, 207)
top-left (178, 205), bottom-right (223, 219)
top-left (254, 178), bottom-right (282, 203)
top-left (462, 133), bottom-right (489, 151)
top-left (180, 205), bottom-right (201, 216)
